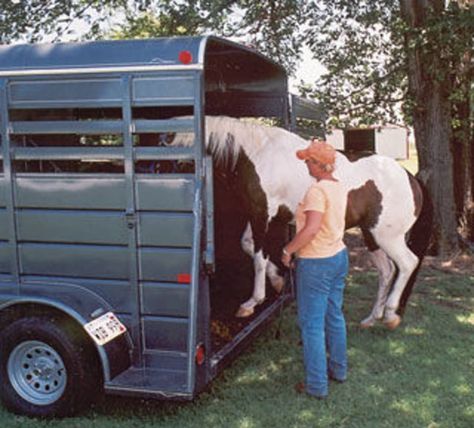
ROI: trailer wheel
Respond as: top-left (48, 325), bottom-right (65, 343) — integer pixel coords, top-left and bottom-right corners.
top-left (0, 316), bottom-right (99, 417)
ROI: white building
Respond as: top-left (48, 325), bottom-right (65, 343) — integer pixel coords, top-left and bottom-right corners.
top-left (327, 125), bottom-right (409, 160)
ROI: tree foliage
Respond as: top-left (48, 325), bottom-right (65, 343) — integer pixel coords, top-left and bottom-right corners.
top-left (0, 1), bottom-right (125, 43)
top-left (0, 1), bottom-right (306, 73)
top-left (302, 1), bottom-right (406, 127)
top-left (106, 0), bottom-right (307, 73)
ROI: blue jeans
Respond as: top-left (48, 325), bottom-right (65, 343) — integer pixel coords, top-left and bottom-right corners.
top-left (296, 248), bottom-right (349, 397)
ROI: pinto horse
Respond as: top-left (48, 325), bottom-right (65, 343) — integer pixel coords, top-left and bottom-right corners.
top-left (168, 116), bottom-right (432, 329)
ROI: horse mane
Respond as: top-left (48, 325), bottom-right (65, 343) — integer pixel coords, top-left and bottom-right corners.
top-left (171, 116), bottom-right (308, 170)
top-left (171, 116), bottom-right (393, 198)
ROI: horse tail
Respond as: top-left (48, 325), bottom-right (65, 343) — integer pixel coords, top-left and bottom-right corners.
top-left (397, 173), bottom-right (433, 315)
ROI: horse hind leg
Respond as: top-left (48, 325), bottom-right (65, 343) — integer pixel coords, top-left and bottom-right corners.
top-left (378, 237), bottom-right (419, 329)
top-left (360, 249), bottom-right (396, 328)
top-left (359, 229), bottom-right (396, 328)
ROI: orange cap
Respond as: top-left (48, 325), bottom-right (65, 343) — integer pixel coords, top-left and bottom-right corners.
top-left (296, 140), bottom-right (336, 166)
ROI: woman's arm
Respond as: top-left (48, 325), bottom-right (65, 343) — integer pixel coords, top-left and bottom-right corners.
top-left (281, 210), bottom-right (323, 267)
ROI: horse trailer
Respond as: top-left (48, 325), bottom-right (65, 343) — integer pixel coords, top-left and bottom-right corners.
top-left (0, 36), bottom-right (322, 417)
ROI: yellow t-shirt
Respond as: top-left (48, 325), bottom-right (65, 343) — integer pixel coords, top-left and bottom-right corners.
top-left (295, 180), bottom-right (347, 258)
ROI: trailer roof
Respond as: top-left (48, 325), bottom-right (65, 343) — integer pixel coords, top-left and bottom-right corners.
top-left (0, 36), bottom-right (285, 77)
top-left (0, 36), bottom-right (289, 118)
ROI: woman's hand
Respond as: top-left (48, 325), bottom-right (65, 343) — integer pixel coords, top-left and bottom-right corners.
top-left (281, 249), bottom-right (292, 268)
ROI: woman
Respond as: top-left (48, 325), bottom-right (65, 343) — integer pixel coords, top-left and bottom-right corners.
top-left (281, 139), bottom-right (349, 399)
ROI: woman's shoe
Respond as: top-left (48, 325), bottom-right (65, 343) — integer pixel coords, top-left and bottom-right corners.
top-left (328, 373), bottom-right (346, 384)
top-left (294, 382), bottom-right (327, 400)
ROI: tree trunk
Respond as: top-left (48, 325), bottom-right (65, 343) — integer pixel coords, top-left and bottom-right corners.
top-left (399, 0), bottom-right (460, 256)
top-left (451, 12), bottom-right (474, 243)
top-left (452, 79), bottom-right (474, 243)
top-left (470, 83), bottom-right (474, 241)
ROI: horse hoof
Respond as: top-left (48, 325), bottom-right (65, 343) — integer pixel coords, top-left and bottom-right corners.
top-left (360, 317), bottom-right (376, 329)
top-left (235, 306), bottom-right (255, 318)
top-left (383, 315), bottom-right (401, 330)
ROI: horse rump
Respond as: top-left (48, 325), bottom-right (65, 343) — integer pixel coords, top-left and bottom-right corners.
top-left (397, 174), bottom-right (433, 315)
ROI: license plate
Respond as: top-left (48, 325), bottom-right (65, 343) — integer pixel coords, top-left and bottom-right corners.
top-left (84, 312), bottom-right (127, 346)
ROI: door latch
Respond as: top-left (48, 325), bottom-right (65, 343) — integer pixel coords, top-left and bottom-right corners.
top-left (125, 210), bottom-right (136, 229)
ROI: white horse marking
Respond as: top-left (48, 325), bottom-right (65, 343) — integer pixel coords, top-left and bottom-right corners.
top-left (235, 249), bottom-right (267, 318)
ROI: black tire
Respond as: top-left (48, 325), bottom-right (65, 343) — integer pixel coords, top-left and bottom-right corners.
top-left (0, 316), bottom-right (100, 418)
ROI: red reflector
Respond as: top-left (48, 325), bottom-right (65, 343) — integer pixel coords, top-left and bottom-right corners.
top-left (195, 344), bottom-right (205, 365)
top-left (177, 273), bottom-right (191, 284)
top-left (178, 50), bottom-right (193, 64)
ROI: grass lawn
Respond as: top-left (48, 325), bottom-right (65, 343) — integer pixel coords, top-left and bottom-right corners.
top-left (1, 266), bottom-right (472, 428)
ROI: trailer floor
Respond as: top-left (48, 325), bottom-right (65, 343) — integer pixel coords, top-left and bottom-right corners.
top-left (209, 259), bottom-right (282, 353)
top-left (209, 171), bottom-right (290, 354)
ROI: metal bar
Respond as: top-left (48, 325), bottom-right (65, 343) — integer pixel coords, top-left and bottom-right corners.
top-left (13, 147), bottom-right (124, 160)
top-left (289, 94), bottom-right (297, 132)
top-left (0, 64), bottom-right (203, 78)
top-left (14, 146), bottom-right (196, 161)
top-left (9, 100), bottom-right (123, 109)
top-left (10, 120), bottom-right (122, 135)
top-left (135, 147), bottom-right (194, 161)
top-left (122, 75), bottom-right (142, 366)
top-left (185, 71), bottom-right (204, 393)
top-left (204, 156), bottom-right (215, 272)
top-left (132, 99), bottom-right (195, 108)
top-left (134, 118), bottom-right (194, 134)
top-left (0, 79), bottom-right (20, 292)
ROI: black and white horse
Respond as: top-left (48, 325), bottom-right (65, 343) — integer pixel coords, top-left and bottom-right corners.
top-left (169, 116), bottom-right (432, 329)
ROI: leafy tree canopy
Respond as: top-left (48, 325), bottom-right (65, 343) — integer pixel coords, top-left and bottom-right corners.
top-left (301, 0), bottom-right (473, 128)
top-left (1, 1), bottom-right (306, 73)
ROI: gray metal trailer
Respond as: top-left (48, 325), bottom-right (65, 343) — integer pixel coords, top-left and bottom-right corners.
top-left (0, 36), bottom-right (322, 417)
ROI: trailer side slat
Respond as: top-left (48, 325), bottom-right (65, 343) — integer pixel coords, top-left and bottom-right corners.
top-left (8, 78), bottom-right (123, 108)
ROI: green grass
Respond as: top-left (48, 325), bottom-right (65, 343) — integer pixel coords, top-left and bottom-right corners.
top-left (1, 267), bottom-right (472, 428)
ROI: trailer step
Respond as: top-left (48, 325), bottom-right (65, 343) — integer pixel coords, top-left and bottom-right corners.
top-left (105, 367), bottom-right (191, 399)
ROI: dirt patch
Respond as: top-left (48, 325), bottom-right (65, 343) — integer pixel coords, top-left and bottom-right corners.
top-left (421, 253), bottom-right (474, 275)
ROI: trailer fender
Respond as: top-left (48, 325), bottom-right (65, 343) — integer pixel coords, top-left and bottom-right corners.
top-left (0, 294), bottom-right (132, 383)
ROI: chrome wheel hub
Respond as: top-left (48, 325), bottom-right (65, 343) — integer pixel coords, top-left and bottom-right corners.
top-left (7, 340), bottom-right (67, 406)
